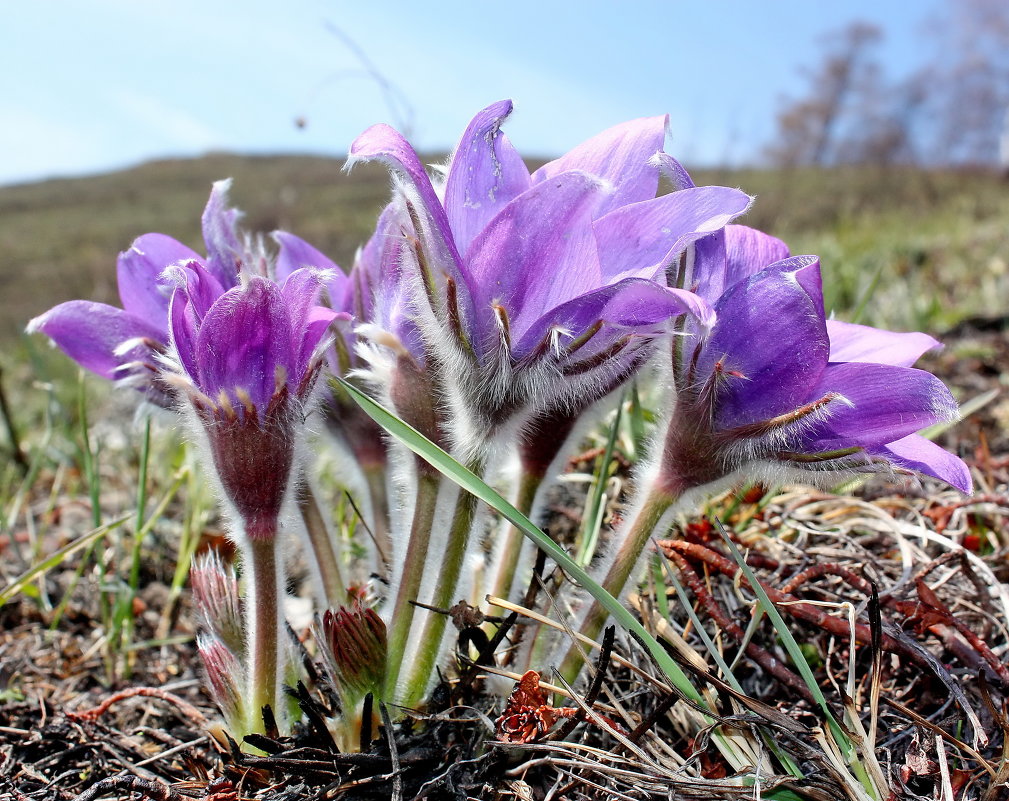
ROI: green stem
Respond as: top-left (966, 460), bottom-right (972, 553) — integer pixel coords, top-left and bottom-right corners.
top-left (383, 470), bottom-right (441, 698)
top-left (401, 459), bottom-right (483, 708)
top-left (557, 487), bottom-right (675, 685)
top-left (245, 534), bottom-right (281, 735)
top-left (362, 463), bottom-right (392, 574)
top-left (489, 469), bottom-right (543, 603)
top-left (297, 481), bottom-right (347, 607)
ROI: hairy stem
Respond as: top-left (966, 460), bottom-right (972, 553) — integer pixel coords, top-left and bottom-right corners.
top-left (363, 463), bottom-right (392, 574)
top-left (401, 459), bottom-right (483, 708)
top-left (488, 469), bottom-right (543, 603)
top-left (384, 471), bottom-right (441, 698)
top-left (245, 534), bottom-right (281, 736)
top-left (557, 487), bottom-right (675, 685)
top-left (297, 481), bottom-right (347, 608)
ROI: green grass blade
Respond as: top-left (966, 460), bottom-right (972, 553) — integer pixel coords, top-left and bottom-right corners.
top-left (576, 399), bottom-right (622, 566)
top-left (715, 521), bottom-right (878, 799)
top-left (0, 516), bottom-right (129, 607)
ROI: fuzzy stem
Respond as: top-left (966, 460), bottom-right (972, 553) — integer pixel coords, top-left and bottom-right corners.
top-left (362, 463), bottom-right (392, 573)
top-left (383, 471), bottom-right (441, 698)
top-left (557, 487), bottom-right (675, 686)
top-left (489, 469), bottom-right (544, 603)
top-left (297, 482), bottom-right (347, 608)
top-left (401, 459), bottom-right (483, 708)
top-left (245, 534), bottom-right (281, 736)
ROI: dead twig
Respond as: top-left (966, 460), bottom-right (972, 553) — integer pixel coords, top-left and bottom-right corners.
top-left (69, 687), bottom-right (207, 726)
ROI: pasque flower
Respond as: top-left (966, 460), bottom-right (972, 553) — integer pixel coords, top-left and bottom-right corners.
top-left (26, 180), bottom-right (261, 404)
top-left (348, 101), bottom-right (756, 705)
top-left (165, 266), bottom-right (338, 537)
top-left (654, 255), bottom-right (970, 496)
top-left (559, 252), bottom-right (971, 682)
top-left (165, 265), bottom-right (339, 734)
top-left (348, 99), bottom-right (753, 458)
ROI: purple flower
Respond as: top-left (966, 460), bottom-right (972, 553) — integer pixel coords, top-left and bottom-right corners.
top-left (166, 270), bottom-right (339, 539)
top-left (275, 206), bottom-right (428, 453)
top-left (26, 180), bottom-right (262, 405)
top-left (656, 256), bottom-right (971, 496)
top-left (347, 100), bottom-right (753, 455)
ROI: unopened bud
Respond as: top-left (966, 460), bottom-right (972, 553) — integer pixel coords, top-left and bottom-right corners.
top-left (190, 551), bottom-right (244, 656)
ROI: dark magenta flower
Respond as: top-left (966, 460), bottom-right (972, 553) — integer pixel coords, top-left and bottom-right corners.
top-left (347, 100), bottom-right (752, 456)
top-left (166, 269), bottom-right (339, 539)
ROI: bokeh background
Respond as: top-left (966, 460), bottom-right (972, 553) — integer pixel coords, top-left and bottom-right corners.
top-left (3, 0), bottom-right (1009, 340)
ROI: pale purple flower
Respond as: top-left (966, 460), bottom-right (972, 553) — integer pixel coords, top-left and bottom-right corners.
top-left (275, 206), bottom-right (428, 458)
top-left (348, 100), bottom-right (753, 455)
top-left (26, 180), bottom-right (266, 405)
top-left (656, 256), bottom-right (971, 496)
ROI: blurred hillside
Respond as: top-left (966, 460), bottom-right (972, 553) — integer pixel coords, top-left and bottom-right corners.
top-left (1, 154), bottom-right (1007, 347)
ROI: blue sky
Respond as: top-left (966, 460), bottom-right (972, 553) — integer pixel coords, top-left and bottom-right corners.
top-left (3, 0), bottom-right (945, 186)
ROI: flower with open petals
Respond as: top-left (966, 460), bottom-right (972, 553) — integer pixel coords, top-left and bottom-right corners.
top-left (348, 100), bottom-right (753, 457)
top-left (656, 256), bottom-right (971, 496)
top-left (27, 180), bottom-right (278, 405)
top-left (559, 250), bottom-right (971, 683)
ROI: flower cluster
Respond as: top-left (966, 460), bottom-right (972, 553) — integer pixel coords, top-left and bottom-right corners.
top-left (28, 100), bottom-right (971, 747)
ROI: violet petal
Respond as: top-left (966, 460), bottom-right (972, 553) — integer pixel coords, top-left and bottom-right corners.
top-left (28, 301), bottom-right (163, 380)
top-left (443, 100), bottom-right (531, 255)
top-left (531, 115), bottom-right (667, 216)
top-left (594, 186), bottom-right (753, 283)
top-left (875, 434), bottom-right (972, 494)
top-left (273, 231), bottom-right (342, 283)
top-left (810, 362), bottom-right (959, 448)
top-left (348, 123), bottom-right (473, 326)
top-left (515, 279), bottom-right (713, 361)
top-left (464, 170), bottom-right (606, 350)
top-left (117, 233), bottom-right (200, 325)
top-left (281, 267), bottom-right (340, 379)
top-left (700, 258), bottom-right (829, 427)
top-left (200, 179), bottom-right (244, 289)
top-left (195, 277), bottom-right (295, 411)
top-left (827, 320), bottom-right (941, 367)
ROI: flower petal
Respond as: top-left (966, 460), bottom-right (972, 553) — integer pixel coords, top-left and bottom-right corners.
top-left (827, 320), bottom-right (941, 367)
top-left (810, 362), bottom-right (960, 448)
top-left (281, 267), bottom-right (340, 379)
top-left (515, 279), bottom-right (712, 361)
top-left (874, 434), bottom-right (972, 494)
top-left (443, 100), bottom-right (531, 255)
top-left (195, 277), bottom-right (295, 410)
top-left (200, 179), bottom-right (244, 289)
top-left (117, 233), bottom-right (199, 325)
top-left (532, 116), bottom-right (667, 216)
top-left (653, 152), bottom-right (696, 191)
top-left (27, 301), bottom-right (163, 380)
top-left (594, 186), bottom-right (754, 283)
top-left (464, 170), bottom-right (607, 350)
top-left (348, 123), bottom-right (473, 328)
top-left (273, 230), bottom-right (342, 282)
top-left (724, 226), bottom-right (791, 288)
top-left (166, 260), bottom-right (228, 383)
top-left (689, 224), bottom-right (791, 315)
top-left (700, 257), bottom-right (829, 428)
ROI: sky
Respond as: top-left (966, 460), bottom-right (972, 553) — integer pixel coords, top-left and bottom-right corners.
top-left (2, 0), bottom-right (947, 187)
